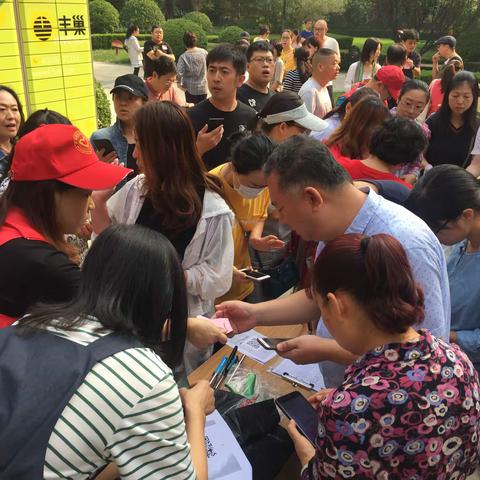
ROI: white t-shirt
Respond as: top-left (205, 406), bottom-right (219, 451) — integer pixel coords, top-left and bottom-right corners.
top-left (298, 77), bottom-right (332, 119)
top-left (124, 36), bottom-right (143, 67)
top-left (321, 36), bottom-right (340, 88)
top-left (471, 128), bottom-right (480, 155)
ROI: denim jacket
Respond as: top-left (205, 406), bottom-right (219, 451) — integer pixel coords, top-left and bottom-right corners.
top-left (90, 120), bottom-right (128, 166)
top-left (0, 149), bottom-right (9, 182)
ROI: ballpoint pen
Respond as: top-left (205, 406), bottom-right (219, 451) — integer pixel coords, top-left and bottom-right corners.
top-left (209, 356), bottom-right (228, 386)
top-left (213, 346), bottom-right (238, 390)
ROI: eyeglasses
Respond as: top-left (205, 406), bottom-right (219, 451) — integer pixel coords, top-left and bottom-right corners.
top-left (251, 56), bottom-right (274, 64)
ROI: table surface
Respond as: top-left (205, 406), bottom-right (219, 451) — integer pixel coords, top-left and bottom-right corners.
top-left (188, 323), bottom-right (311, 397)
top-left (188, 323), bottom-right (312, 480)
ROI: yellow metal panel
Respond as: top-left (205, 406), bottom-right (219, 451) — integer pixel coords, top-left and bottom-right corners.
top-left (62, 62), bottom-right (91, 77)
top-left (25, 52), bottom-right (62, 68)
top-left (0, 2), bottom-right (17, 29)
top-left (65, 84), bottom-right (93, 100)
top-left (0, 69), bottom-right (24, 84)
top-left (22, 38), bottom-right (61, 55)
top-left (30, 88), bottom-right (66, 104)
top-left (30, 99), bottom-right (67, 115)
top-left (63, 73), bottom-right (92, 88)
top-left (74, 117), bottom-right (97, 135)
top-left (26, 64), bottom-right (63, 81)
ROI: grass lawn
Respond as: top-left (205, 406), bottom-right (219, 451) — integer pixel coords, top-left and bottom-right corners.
top-left (92, 49), bottom-right (130, 64)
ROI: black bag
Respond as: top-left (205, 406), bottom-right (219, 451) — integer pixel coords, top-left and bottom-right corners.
top-left (254, 251), bottom-right (300, 299)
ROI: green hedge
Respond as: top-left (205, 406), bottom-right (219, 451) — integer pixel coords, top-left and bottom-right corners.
top-left (119, 0), bottom-right (165, 32)
top-left (329, 33), bottom-right (353, 50)
top-left (91, 33), bottom-right (151, 49)
top-left (95, 80), bottom-right (111, 128)
top-left (89, 0), bottom-right (120, 33)
top-left (182, 11), bottom-right (213, 34)
top-left (162, 19), bottom-right (207, 58)
top-left (218, 25), bottom-right (244, 44)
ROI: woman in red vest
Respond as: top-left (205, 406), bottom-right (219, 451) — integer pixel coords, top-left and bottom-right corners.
top-left (0, 124), bottom-right (131, 326)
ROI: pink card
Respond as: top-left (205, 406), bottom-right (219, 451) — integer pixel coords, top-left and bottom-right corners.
top-left (197, 315), bottom-right (234, 335)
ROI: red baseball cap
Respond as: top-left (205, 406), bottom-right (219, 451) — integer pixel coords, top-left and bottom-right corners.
top-left (375, 66), bottom-right (405, 101)
top-left (10, 124), bottom-right (132, 189)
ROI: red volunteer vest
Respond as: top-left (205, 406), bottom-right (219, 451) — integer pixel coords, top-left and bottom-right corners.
top-left (0, 208), bottom-right (49, 327)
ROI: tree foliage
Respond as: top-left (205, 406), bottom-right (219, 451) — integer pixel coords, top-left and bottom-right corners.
top-left (343, 0), bottom-right (480, 51)
top-left (89, 0), bottom-right (120, 33)
top-left (120, 0), bottom-right (166, 30)
top-left (218, 25), bottom-right (244, 43)
top-left (162, 18), bottom-right (207, 56)
top-left (183, 11), bottom-right (213, 32)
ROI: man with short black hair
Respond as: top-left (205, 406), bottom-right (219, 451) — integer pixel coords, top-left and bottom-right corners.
top-left (300, 20), bottom-right (313, 40)
top-left (432, 35), bottom-right (463, 79)
top-left (187, 44), bottom-right (257, 170)
top-left (216, 135), bottom-right (450, 388)
top-left (142, 25), bottom-right (174, 78)
top-left (298, 48), bottom-right (339, 118)
top-left (386, 43), bottom-right (407, 67)
top-left (237, 41), bottom-right (274, 112)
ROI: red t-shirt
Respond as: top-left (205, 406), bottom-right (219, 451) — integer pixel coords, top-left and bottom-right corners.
top-left (328, 144), bottom-right (412, 189)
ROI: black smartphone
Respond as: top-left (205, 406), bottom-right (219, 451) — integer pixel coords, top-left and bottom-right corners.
top-left (257, 337), bottom-right (288, 350)
top-left (275, 391), bottom-right (319, 445)
top-left (239, 268), bottom-right (270, 282)
top-left (92, 138), bottom-right (116, 156)
top-left (207, 117), bottom-right (224, 132)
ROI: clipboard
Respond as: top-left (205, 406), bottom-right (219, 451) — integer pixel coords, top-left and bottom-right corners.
top-left (269, 358), bottom-right (325, 391)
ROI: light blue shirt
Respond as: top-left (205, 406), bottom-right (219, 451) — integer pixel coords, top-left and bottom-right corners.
top-left (316, 189), bottom-right (451, 387)
top-left (448, 240), bottom-right (480, 371)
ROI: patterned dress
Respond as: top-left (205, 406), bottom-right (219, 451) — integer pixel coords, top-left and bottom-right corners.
top-left (302, 330), bottom-right (480, 479)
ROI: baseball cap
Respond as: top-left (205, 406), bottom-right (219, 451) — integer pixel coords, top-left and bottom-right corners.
top-left (10, 124), bottom-right (132, 190)
top-left (110, 74), bottom-right (148, 99)
top-left (240, 31), bottom-right (250, 39)
top-left (435, 35), bottom-right (456, 48)
top-left (375, 65), bottom-right (405, 101)
top-left (262, 103), bottom-right (328, 132)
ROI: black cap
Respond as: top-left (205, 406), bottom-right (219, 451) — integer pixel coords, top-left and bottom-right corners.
top-left (110, 74), bottom-right (148, 99)
top-left (435, 35), bottom-right (456, 48)
top-left (240, 31), bottom-right (250, 38)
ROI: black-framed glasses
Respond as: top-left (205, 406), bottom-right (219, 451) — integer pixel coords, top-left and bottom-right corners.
top-left (433, 219), bottom-right (452, 234)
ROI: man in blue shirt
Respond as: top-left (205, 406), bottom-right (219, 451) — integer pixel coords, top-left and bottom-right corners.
top-left (216, 136), bottom-right (450, 388)
top-left (300, 20), bottom-right (314, 40)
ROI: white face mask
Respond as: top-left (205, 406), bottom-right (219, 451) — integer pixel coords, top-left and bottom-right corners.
top-left (234, 184), bottom-right (265, 199)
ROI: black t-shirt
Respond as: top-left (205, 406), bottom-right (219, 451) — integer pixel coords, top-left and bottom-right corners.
top-left (143, 40), bottom-right (173, 78)
top-left (136, 187), bottom-right (205, 260)
top-left (425, 113), bottom-right (477, 167)
top-left (237, 84), bottom-right (272, 112)
top-left (403, 51), bottom-right (421, 79)
top-left (187, 99), bottom-right (257, 170)
top-left (0, 238), bottom-right (80, 318)
top-left (358, 179), bottom-right (411, 206)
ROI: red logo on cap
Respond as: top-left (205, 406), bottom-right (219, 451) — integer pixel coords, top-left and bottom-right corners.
top-left (73, 129), bottom-right (92, 155)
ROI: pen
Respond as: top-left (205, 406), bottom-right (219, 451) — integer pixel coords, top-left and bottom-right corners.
top-left (282, 371), bottom-right (315, 390)
top-left (213, 346), bottom-right (238, 390)
top-left (209, 356), bottom-right (228, 386)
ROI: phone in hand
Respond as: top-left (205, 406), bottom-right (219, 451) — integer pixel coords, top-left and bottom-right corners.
top-left (239, 268), bottom-right (270, 282)
top-left (92, 138), bottom-right (116, 156)
top-left (257, 337), bottom-right (288, 350)
top-left (207, 117), bottom-right (224, 132)
top-left (275, 391), bottom-right (319, 445)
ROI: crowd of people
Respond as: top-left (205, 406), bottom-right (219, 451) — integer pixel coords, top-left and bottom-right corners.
top-left (1, 16), bottom-right (480, 480)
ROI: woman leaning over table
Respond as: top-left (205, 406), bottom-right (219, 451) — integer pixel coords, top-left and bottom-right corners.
top-left (287, 232), bottom-right (480, 479)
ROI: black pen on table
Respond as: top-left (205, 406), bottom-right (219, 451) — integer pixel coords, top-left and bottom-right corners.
top-left (213, 346), bottom-right (238, 390)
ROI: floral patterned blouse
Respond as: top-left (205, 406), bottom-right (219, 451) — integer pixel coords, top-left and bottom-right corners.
top-left (302, 330), bottom-right (480, 479)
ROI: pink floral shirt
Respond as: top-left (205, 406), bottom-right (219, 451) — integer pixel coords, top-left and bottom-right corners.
top-left (302, 330), bottom-right (480, 479)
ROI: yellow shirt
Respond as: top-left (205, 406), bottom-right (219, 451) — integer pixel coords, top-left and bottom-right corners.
top-left (280, 48), bottom-right (295, 73)
top-left (210, 164), bottom-right (270, 302)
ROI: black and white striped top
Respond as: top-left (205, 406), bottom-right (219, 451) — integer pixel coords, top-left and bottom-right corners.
top-left (282, 70), bottom-right (305, 94)
top-left (43, 318), bottom-right (194, 479)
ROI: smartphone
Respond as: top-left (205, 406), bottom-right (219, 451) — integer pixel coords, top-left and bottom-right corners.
top-left (275, 391), bottom-right (319, 445)
top-left (257, 337), bottom-right (288, 350)
top-left (92, 138), bottom-right (116, 156)
top-left (207, 117), bottom-right (224, 132)
top-left (239, 268), bottom-right (270, 282)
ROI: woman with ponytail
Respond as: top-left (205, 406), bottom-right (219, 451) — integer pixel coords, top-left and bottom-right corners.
top-left (287, 232), bottom-right (480, 479)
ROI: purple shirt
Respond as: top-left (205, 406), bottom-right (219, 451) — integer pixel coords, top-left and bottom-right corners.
top-left (302, 330), bottom-right (480, 479)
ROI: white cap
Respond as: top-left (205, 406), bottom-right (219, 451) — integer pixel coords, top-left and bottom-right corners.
top-left (262, 104), bottom-right (329, 132)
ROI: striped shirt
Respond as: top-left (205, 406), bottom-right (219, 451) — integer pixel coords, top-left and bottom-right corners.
top-left (282, 70), bottom-right (304, 94)
top-left (43, 319), bottom-right (194, 479)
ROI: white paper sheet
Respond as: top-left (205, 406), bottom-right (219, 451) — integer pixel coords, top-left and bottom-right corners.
top-left (269, 358), bottom-right (325, 391)
top-left (205, 410), bottom-right (252, 480)
top-left (226, 330), bottom-right (277, 364)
